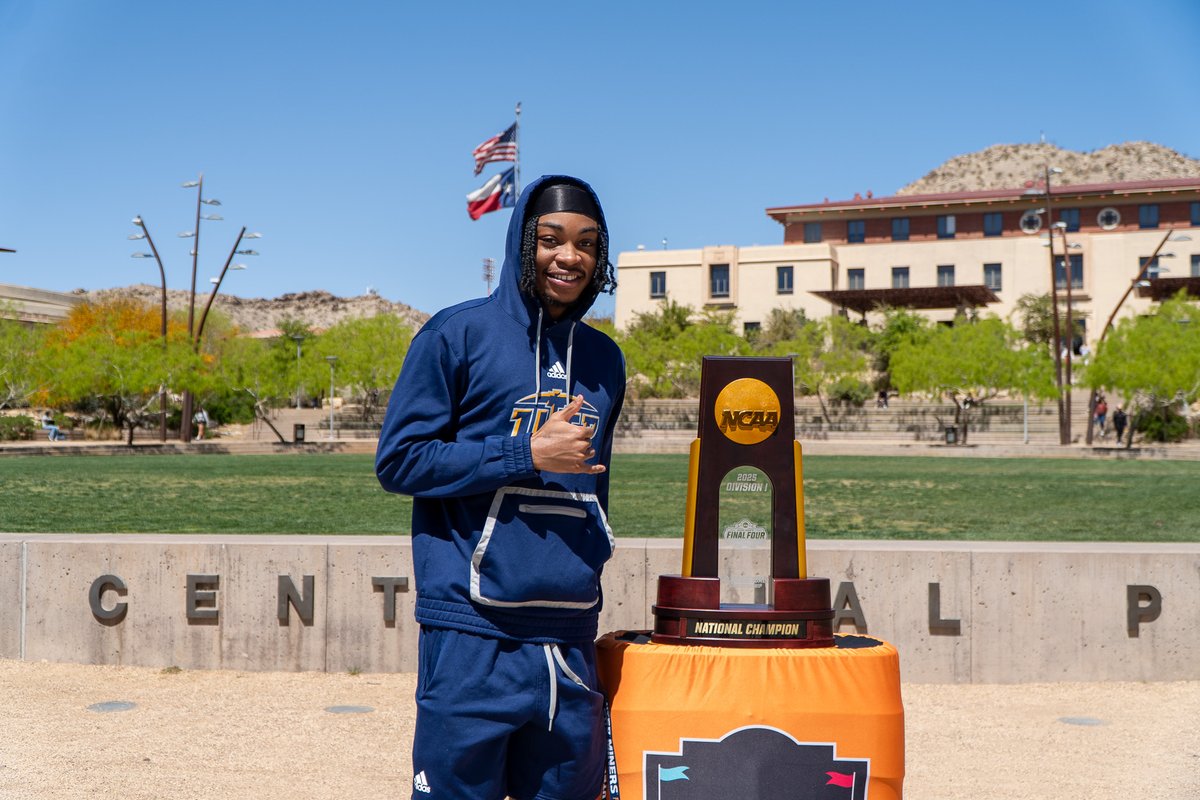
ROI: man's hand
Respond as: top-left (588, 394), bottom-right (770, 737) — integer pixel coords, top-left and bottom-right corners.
top-left (531, 394), bottom-right (605, 474)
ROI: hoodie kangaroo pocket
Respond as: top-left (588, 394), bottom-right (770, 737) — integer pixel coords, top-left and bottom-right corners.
top-left (471, 487), bottom-right (615, 609)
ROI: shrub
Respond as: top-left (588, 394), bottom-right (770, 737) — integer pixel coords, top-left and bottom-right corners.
top-left (0, 415), bottom-right (37, 441)
top-left (1135, 406), bottom-right (1190, 443)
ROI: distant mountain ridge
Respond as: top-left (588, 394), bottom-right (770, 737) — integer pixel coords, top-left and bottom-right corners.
top-left (896, 141), bottom-right (1200, 196)
top-left (78, 285), bottom-right (430, 334)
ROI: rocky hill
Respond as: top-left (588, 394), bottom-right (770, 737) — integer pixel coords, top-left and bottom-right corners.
top-left (897, 141), bottom-right (1200, 196)
top-left (78, 285), bottom-right (429, 334)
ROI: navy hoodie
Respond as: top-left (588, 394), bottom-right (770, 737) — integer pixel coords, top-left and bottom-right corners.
top-left (375, 175), bottom-right (626, 644)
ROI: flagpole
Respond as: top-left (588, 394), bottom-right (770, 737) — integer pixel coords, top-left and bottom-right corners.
top-left (513, 100), bottom-right (522, 196)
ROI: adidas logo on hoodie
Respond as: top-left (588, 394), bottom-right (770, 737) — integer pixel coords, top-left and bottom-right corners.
top-left (413, 770), bottom-right (431, 794)
top-left (547, 361), bottom-right (567, 380)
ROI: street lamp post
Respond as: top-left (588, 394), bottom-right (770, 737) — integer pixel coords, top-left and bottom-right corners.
top-left (177, 175), bottom-right (230, 442)
top-left (1029, 166), bottom-right (1071, 444)
top-left (291, 335), bottom-right (305, 409)
top-left (130, 216), bottom-right (169, 442)
top-left (195, 227), bottom-right (259, 343)
top-left (1084, 228), bottom-right (1193, 445)
top-left (325, 355), bottom-right (338, 439)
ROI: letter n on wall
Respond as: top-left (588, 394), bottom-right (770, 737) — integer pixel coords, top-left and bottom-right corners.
top-left (278, 575), bottom-right (315, 626)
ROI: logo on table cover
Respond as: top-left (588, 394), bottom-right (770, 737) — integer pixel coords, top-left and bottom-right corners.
top-left (643, 726), bottom-right (869, 798)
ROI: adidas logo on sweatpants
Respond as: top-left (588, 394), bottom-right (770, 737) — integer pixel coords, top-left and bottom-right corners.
top-left (413, 770), bottom-right (431, 794)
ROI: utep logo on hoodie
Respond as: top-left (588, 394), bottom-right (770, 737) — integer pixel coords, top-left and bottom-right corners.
top-left (509, 388), bottom-right (600, 438)
top-left (644, 727), bottom-right (869, 799)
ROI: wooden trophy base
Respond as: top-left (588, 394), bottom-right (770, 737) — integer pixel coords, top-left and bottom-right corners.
top-left (652, 575), bottom-right (834, 648)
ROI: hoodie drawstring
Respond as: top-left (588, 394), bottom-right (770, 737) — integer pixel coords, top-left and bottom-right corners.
top-left (531, 311), bottom-right (578, 434)
top-left (565, 321), bottom-right (576, 397)
top-left (531, 307), bottom-right (544, 433)
top-left (543, 643), bottom-right (587, 731)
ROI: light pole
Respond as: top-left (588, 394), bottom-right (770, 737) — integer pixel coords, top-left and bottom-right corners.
top-left (130, 216), bottom-right (169, 441)
top-left (1084, 228), bottom-right (1193, 445)
top-left (177, 175), bottom-right (242, 442)
top-left (195, 227), bottom-right (259, 343)
top-left (291, 335), bottom-right (305, 409)
top-left (325, 355), bottom-right (338, 439)
top-left (1027, 166), bottom-right (1070, 444)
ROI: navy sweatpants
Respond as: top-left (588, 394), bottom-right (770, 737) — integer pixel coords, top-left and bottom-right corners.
top-left (412, 626), bottom-right (605, 800)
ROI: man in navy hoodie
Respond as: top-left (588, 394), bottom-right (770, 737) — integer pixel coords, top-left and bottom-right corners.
top-left (376, 175), bottom-right (625, 800)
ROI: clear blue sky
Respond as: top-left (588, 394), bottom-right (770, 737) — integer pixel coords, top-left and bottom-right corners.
top-left (2, 0), bottom-right (1198, 320)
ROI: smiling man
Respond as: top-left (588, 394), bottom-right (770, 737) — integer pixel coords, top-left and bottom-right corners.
top-left (376, 176), bottom-right (625, 800)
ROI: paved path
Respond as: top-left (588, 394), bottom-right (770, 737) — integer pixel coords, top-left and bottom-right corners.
top-left (0, 659), bottom-right (1195, 800)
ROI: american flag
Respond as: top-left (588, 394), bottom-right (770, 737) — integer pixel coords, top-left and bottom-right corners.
top-left (472, 123), bottom-right (518, 175)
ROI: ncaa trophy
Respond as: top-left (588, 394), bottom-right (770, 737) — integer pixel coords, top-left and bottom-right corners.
top-left (652, 356), bottom-right (834, 647)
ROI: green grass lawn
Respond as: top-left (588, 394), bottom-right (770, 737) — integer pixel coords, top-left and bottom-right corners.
top-left (0, 453), bottom-right (1196, 541)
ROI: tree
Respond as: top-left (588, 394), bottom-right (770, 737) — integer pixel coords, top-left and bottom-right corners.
top-left (1085, 293), bottom-right (1200, 444)
top-left (619, 299), bottom-right (748, 398)
top-left (37, 298), bottom-right (201, 444)
top-left (890, 317), bottom-right (1055, 444)
top-left (871, 307), bottom-right (933, 392)
top-left (274, 318), bottom-right (317, 407)
top-left (1013, 293), bottom-right (1056, 350)
top-left (310, 313), bottom-right (413, 421)
top-left (203, 333), bottom-right (293, 441)
top-left (762, 315), bottom-right (873, 422)
top-left (752, 307), bottom-right (808, 351)
top-left (0, 307), bottom-right (45, 408)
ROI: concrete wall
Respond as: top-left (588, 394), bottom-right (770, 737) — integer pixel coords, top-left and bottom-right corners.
top-left (1, 534), bottom-right (1196, 683)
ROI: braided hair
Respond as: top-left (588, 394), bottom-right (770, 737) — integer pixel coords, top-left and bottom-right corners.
top-left (519, 214), bottom-right (617, 307)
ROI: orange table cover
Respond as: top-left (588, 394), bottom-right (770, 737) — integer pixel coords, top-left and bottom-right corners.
top-left (597, 632), bottom-right (904, 799)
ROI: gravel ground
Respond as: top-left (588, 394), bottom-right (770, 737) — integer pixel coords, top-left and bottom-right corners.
top-left (0, 659), bottom-right (1196, 799)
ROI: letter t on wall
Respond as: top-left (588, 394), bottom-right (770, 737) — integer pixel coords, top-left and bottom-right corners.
top-left (372, 577), bottom-right (409, 625)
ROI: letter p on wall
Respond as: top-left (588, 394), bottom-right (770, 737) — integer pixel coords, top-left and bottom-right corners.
top-left (1127, 585), bottom-right (1162, 637)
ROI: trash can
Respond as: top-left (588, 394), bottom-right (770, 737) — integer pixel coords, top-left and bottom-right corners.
top-left (944, 426), bottom-right (957, 445)
top-left (294, 423), bottom-right (306, 444)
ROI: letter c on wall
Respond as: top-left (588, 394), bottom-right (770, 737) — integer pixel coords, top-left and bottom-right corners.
top-left (89, 574), bottom-right (128, 625)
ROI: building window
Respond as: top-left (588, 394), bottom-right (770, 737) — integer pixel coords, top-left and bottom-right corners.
top-left (937, 264), bottom-right (955, 287)
top-left (847, 268), bottom-right (865, 290)
top-left (1191, 254), bottom-right (1199, 278)
top-left (776, 265), bottom-right (794, 294)
top-left (892, 218), bottom-right (910, 241)
top-left (803, 222), bottom-right (822, 243)
top-left (1055, 255), bottom-right (1084, 290)
top-left (1060, 208), bottom-right (1080, 232)
top-left (743, 321), bottom-right (761, 339)
top-left (1140, 255), bottom-right (1165, 279)
top-left (984, 263), bottom-right (1002, 292)
top-left (1192, 201), bottom-right (1200, 226)
top-left (650, 271), bottom-right (666, 299)
top-left (983, 212), bottom-right (1003, 237)
top-left (1139, 204), bottom-right (1159, 229)
top-left (847, 220), bottom-right (866, 243)
top-left (891, 267), bottom-right (909, 289)
top-left (710, 264), bottom-right (730, 298)
top-left (937, 215), bottom-right (956, 239)
top-left (1097, 207), bottom-right (1121, 229)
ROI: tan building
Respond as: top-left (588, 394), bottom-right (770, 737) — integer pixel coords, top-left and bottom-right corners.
top-left (616, 178), bottom-right (1200, 347)
top-left (0, 282), bottom-right (81, 324)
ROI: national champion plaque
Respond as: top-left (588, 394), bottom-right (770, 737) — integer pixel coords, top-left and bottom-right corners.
top-left (651, 356), bottom-right (834, 648)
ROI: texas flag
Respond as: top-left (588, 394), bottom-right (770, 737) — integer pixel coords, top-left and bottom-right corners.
top-left (466, 167), bottom-right (517, 220)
